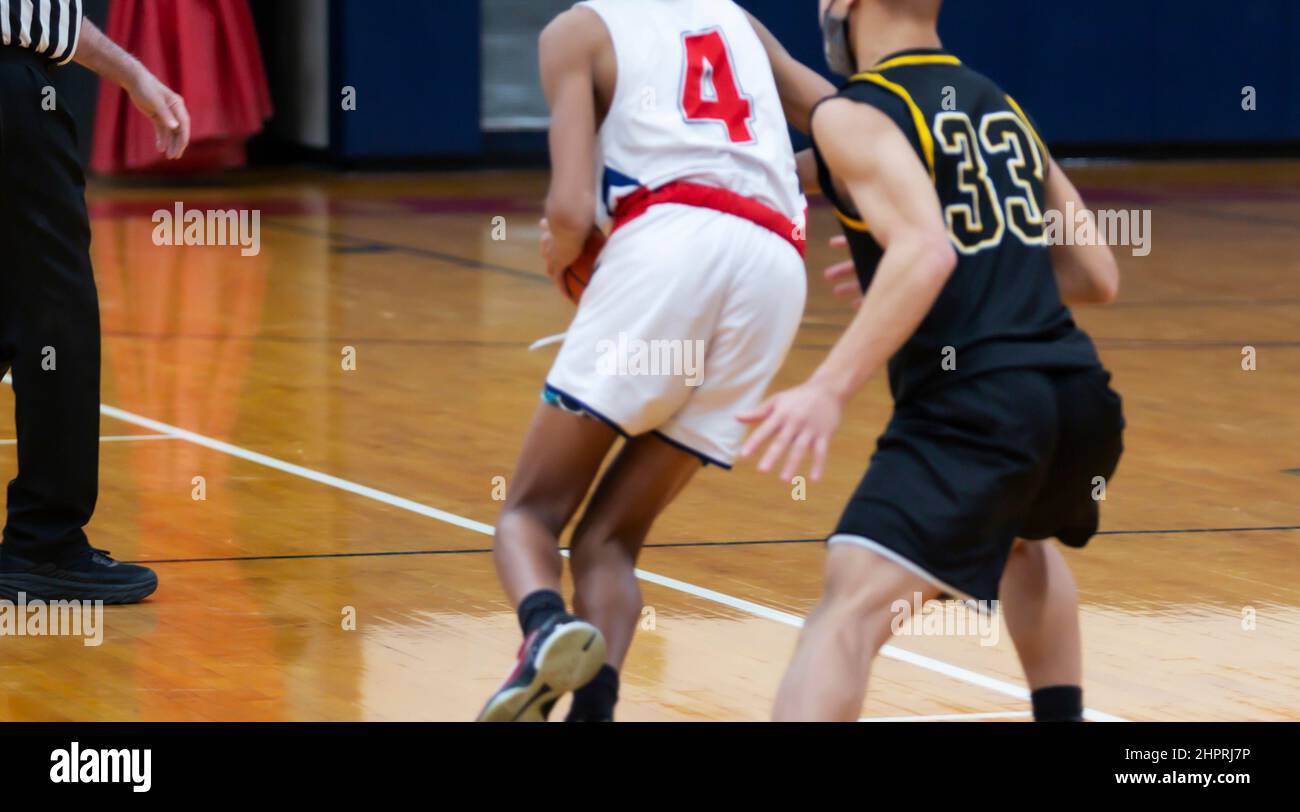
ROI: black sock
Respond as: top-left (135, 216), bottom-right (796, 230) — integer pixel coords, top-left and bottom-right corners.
top-left (565, 665), bottom-right (619, 722)
top-left (1031, 685), bottom-right (1083, 722)
top-left (517, 589), bottom-right (565, 636)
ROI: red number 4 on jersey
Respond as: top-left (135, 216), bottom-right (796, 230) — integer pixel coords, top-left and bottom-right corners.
top-left (680, 29), bottom-right (754, 143)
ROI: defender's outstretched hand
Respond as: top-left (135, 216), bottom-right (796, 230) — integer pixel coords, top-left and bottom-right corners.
top-left (823, 235), bottom-right (863, 307)
top-left (737, 381), bottom-right (842, 482)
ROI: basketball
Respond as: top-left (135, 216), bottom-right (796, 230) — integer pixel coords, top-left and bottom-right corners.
top-left (562, 227), bottom-right (607, 304)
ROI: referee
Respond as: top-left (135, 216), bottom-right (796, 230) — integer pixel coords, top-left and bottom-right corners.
top-left (0, 1), bottom-right (190, 602)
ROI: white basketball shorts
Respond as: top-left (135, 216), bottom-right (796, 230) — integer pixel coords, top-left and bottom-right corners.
top-left (545, 202), bottom-right (806, 468)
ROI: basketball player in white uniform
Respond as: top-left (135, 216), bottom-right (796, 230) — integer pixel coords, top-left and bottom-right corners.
top-left (477, 0), bottom-right (832, 721)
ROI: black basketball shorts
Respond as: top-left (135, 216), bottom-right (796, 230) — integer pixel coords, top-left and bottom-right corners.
top-left (829, 367), bottom-right (1124, 602)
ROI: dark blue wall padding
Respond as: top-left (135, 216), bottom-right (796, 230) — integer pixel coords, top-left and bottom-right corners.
top-left (331, 0), bottom-right (482, 158)
top-left (327, 1), bottom-right (1298, 159)
top-left (739, 0), bottom-right (1300, 146)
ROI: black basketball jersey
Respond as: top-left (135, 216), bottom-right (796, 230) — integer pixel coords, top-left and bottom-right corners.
top-left (812, 48), bottom-right (1101, 403)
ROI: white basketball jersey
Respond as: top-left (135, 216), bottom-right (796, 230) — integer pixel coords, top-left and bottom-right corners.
top-left (575, 0), bottom-right (805, 226)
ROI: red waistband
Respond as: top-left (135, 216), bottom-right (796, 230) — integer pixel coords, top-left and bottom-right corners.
top-left (610, 181), bottom-right (805, 257)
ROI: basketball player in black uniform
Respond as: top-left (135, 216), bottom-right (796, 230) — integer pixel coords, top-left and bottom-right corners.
top-left (740, 0), bottom-right (1124, 721)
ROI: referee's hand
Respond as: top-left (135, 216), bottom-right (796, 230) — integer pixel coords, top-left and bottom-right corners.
top-left (126, 69), bottom-right (191, 160)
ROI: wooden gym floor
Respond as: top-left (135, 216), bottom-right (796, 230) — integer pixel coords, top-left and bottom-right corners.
top-left (0, 160), bottom-right (1296, 721)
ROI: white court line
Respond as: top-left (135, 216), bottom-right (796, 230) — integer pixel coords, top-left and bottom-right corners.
top-left (78, 395), bottom-right (1123, 722)
top-left (0, 433), bottom-right (177, 446)
top-left (100, 433), bottom-right (179, 443)
top-left (861, 710), bottom-right (1033, 722)
top-left (97, 403), bottom-right (496, 536)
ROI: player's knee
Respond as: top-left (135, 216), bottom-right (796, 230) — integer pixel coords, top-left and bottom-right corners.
top-left (811, 590), bottom-right (895, 658)
top-left (570, 509), bottom-right (648, 567)
top-left (494, 501), bottom-right (568, 546)
top-left (822, 549), bottom-right (886, 606)
top-left (570, 533), bottom-right (638, 583)
top-left (820, 574), bottom-right (894, 632)
top-left (820, 550), bottom-right (920, 645)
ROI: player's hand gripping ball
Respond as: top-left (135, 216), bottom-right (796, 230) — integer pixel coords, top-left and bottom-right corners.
top-left (562, 228), bottom-right (607, 304)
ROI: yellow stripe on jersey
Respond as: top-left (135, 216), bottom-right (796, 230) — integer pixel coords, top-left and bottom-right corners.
top-left (1005, 94), bottom-right (1050, 164)
top-left (848, 72), bottom-right (936, 178)
top-left (833, 207), bottom-right (871, 233)
top-left (870, 54), bottom-right (962, 71)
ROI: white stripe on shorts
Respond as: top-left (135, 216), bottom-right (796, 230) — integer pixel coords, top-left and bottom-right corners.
top-left (827, 533), bottom-right (976, 602)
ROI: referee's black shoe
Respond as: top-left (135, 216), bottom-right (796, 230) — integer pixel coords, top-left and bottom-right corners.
top-left (0, 547), bottom-right (158, 604)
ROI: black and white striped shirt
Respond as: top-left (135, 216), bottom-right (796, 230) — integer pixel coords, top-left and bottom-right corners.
top-left (0, 0), bottom-right (82, 66)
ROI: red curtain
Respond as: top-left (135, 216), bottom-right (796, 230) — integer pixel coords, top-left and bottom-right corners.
top-left (91, 0), bottom-right (273, 174)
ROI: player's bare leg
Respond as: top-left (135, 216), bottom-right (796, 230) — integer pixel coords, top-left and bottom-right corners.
top-left (773, 544), bottom-right (938, 721)
top-left (478, 402), bottom-right (616, 721)
top-left (493, 403), bottom-right (615, 603)
top-left (563, 435), bottom-right (699, 720)
top-left (571, 435), bottom-right (697, 664)
top-left (1000, 538), bottom-right (1086, 721)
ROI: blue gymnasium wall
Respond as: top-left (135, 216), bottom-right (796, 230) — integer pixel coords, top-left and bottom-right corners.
top-left (737, 0), bottom-right (1300, 147)
top-left (329, 0), bottom-right (1299, 159)
top-left (330, 0), bottom-right (482, 158)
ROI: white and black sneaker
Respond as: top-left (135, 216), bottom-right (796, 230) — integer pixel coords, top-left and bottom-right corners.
top-left (477, 614), bottom-right (606, 722)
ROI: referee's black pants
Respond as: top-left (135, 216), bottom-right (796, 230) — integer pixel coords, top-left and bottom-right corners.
top-left (0, 48), bottom-right (101, 564)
